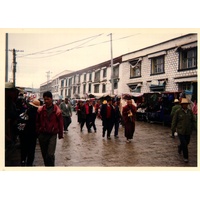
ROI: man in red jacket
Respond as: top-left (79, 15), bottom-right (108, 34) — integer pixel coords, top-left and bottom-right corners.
top-left (36, 91), bottom-right (63, 166)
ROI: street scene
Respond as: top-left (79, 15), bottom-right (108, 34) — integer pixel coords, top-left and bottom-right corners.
top-left (4, 30), bottom-right (198, 169)
top-left (5, 112), bottom-right (197, 168)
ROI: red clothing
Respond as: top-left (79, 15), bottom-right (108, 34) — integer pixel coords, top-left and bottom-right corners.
top-left (85, 103), bottom-right (89, 115)
top-left (106, 105), bottom-right (112, 118)
top-left (36, 104), bottom-right (63, 139)
top-left (122, 104), bottom-right (137, 139)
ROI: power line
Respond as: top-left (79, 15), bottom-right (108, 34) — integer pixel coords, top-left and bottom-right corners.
top-left (17, 33), bottom-right (103, 58)
top-left (16, 33), bottom-right (141, 59)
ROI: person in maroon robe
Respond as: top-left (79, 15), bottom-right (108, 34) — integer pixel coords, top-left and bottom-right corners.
top-left (122, 98), bottom-right (137, 143)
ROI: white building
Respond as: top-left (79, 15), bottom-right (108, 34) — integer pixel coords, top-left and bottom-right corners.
top-left (119, 33), bottom-right (197, 100)
top-left (40, 33), bottom-right (197, 101)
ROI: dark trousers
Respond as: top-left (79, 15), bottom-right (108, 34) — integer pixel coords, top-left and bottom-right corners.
top-left (38, 133), bottom-right (57, 166)
top-left (114, 120), bottom-right (120, 136)
top-left (90, 113), bottom-right (97, 131)
top-left (178, 134), bottom-right (191, 159)
top-left (102, 118), bottom-right (114, 137)
top-left (63, 116), bottom-right (71, 131)
top-left (19, 133), bottom-right (37, 166)
top-left (86, 114), bottom-right (91, 131)
top-left (80, 118), bottom-right (86, 131)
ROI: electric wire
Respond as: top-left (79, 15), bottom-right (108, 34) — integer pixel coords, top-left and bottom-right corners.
top-left (17, 33), bottom-right (103, 58)
top-left (16, 33), bottom-right (141, 59)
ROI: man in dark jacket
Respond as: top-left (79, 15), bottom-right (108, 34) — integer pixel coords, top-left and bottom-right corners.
top-left (100, 97), bottom-right (115, 139)
top-left (171, 98), bottom-right (196, 163)
top-left (19, 99), bottom-right (40, 166)
top-left (36, 91), bottom-right (63, 166)
top-left (113, 100), bottom-right (122, 138)
top-left (170, 99), bottom-right (181, 138)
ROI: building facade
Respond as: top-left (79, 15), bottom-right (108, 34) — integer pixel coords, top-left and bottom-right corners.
top-left (40, 33), bottom-right (197, 101)
top-left (119, 33), bottom-right (197, 100)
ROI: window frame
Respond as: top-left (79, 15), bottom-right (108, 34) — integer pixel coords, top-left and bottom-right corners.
top-left (94, 84), bottom-right (100, 93)
top-left (179, 47), bottom-right (197, 71)
top-left (129, 60), bottom-right (141, 78)
top-left (151, 55), bottom-right (165, 75)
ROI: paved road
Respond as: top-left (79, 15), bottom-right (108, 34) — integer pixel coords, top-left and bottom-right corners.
top-left (5, 112), bottom-right (197, 168)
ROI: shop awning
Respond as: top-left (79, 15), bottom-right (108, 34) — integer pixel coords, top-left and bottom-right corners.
top-left (174, 76), bottom-right (197, 83)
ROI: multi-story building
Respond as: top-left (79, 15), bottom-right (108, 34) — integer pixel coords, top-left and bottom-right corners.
top-left (40, 70), bottom-right (73, 99)
top-left (119, 33), bottom-right (197, 100)
top-left (40, 33), bottom-right (197, 101)
top-left (59, 56), bottom-right (122, 99)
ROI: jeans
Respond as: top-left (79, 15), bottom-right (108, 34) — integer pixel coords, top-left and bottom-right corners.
top-left (38, 133), bottom-right (57, 166)
top-left (178, 134), bottom-right (191, 159)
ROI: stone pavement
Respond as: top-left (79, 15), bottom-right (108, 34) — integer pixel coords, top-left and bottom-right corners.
top-left (5, 112), bottom-right (198, 168)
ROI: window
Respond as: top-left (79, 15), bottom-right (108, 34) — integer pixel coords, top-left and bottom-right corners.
top-left (73, 86), bottom-right (76, 94)
top-left (77, 86), bottom-right (80, 94)
top-left (179, 48), bottom-right (197, 70)
top-left (94, 71), bottom-right (100, 82)
top-left (178, 82), bottom-right (191, 91)
top-left (61, 80), bottom-right (64, 87)
top-left (84, 74), bottom-right (86, 81)
top-left (83, 84), bottom-right (86, 94)
top-left (103, 68), bottom-right (107, 78)
top-left (68, 88), bottom-right (71, 97)
top-left (130, 60), bottom-right (141, 78)
top-left (113, 66), bottom-right (119, 78)
top-left (151, 56), bottom-right (164, 74)
top-left (102, 84), bottom-right (106, 93)
top-left (128, 84), bottom-right (141, 93)
top-left (88, 83), bottom-right (91, 93)
top-left (94, 84), bottom-right (100, 93)
top-left (69, 78), bottom-right (72, 86)
top-left (114, 81), bottom-right (118, 90)
top-left (73, 75), bottom-right (76, 84)
top-left (89, 73), bottom-right (92, 81)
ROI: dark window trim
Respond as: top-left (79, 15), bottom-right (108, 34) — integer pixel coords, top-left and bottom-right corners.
top-left (151, 55), bottom-right (165, 75)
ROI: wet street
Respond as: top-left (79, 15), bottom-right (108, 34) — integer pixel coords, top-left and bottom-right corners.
top-left (5, 111), bottom-right (197, 168)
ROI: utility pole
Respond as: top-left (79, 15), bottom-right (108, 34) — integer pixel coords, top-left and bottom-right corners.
top-left (9, 48), bottom-right (23, 87)
top-left (109, 33), bottom-right (114, 95)
top-left (5, 33), bottom-right (8, 82)
top-left (12, 49), bottom-right (17, 87)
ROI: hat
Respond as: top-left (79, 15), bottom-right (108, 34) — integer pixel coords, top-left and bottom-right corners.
top-left (29, 99), bottom-right (40, 108)
top-left (174, 99), bottom-right (179, 103)
top-left (180, 98), bottom-right (189, 104)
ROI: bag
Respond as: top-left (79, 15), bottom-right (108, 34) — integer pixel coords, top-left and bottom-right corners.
top-left (17, 111), bottom-right (29, 131)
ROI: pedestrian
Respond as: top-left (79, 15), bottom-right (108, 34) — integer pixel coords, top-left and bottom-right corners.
top-left (76, 100), bottom-right (82, 124)
top-left (85, 99), bottom-right (92, 133)
top-left (171, 98), bottom-right (196, 163)
top-left (80, 101), bottom-right (87, 132)
top-left (122, 98), bottom-right (137, 143)
top-left (170, 99), bottom-right (181, 138)
top-left (113, 100), bottom-right (122, 138)
top-left (19, 99), bottom-right (40, 166)
top-left (36, 91), bottom-right (63, 166)
top-left (100, 97), bottom-right (115, 139)
top-left (95, 100), bottom-right (101, 119)
top-left (59, 97), bottom-right (72, 133)
top-left (89, 100), bottom-right (97, 132)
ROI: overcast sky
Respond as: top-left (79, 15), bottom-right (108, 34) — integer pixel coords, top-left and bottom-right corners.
top-left (4, 28), bottom-right (194, 88)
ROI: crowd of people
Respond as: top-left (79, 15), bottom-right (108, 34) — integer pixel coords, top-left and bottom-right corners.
top-left (5, 90), bottom-right (197, 166)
